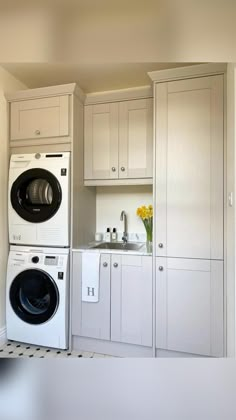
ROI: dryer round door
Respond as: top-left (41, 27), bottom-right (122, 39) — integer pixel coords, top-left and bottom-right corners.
top-left (9, 269), bottom-right (59, 325)
top-left (10, 168), bottom-right (62, 223)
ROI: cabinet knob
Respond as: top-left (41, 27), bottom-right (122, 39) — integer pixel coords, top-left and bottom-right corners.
top-left (103, 262), bottom-right (108, 267)
top-left (121, 167), bottom-right (125, 172)
top-left (111, 167), bottom-right (116, 172)
top-left (158, 243), bottom-right (163, 248)
top-left (35, 129), bottom-right (41, 135)
top-left (113, 263), bottom-right (118, 268)
top-left (159, 266), bottom-right (164, 271)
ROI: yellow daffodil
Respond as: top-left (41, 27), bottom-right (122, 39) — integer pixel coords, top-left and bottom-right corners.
top-left (136, 204), bottom-right (153, 242)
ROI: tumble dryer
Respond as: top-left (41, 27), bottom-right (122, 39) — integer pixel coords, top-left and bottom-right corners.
top-left (6, 246), bottom-right (69, 349)
top-left (8, 152), bottom-right (70, 247)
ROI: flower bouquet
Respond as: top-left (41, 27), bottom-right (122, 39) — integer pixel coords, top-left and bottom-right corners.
top-left (136, 205), bottom-right (153, 245)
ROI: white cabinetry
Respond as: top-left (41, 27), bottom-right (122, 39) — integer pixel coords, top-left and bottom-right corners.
top-left (7, 83), bottom-right (85, 153)
top-left (119, 99), bottom-right (153, 179)
top-left (7, 84), bottom-right (94, 251)
top-left (155, 75), bottom-right (224, 260)
top-left (84, 103), bottom-right (119, 180)
top-left (111, 254), bottom-right (152, 347)
top-left (72, 252), bottom-right (152, 348)
top-left (151, 69), bottom-right (225, 358)
top-left (72, 252), bottom-right (111, 340)
top-left (10, 95), bottom-right (69, 142)
top-left (156, 258), bottom-right (224, 357)
top-left (84, 98), bottom-right (153, 185)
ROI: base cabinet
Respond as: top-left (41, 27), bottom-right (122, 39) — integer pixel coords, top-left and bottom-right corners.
top-left (111, 255), bottom-right (152, 347)
top-left (156, 258), bottom-right (224, 357)
top-left (72, 252), bottom-right (111, 340)
top-left (72, 252), bottom-right (152, 348)
top-left (72, 252), bottom-right (223, 356)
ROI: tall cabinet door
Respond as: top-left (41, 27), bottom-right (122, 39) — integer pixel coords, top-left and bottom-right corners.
top-left (119, 98), bottom-right (153, 179)
top-left (155, 75), bottom-right (224, 260)
top-left (156, 258), bottom-right (224, 357)
top-left (84, 103), bottom-right (119, 180)
top-left (111, 255), bottom-right (152, 347)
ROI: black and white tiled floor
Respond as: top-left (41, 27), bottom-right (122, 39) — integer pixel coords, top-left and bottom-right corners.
top-left (0, 341), bottom-right (112, 358)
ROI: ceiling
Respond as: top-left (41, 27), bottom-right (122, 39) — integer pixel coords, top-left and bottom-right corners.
top-left (1, 63), bottom-right (195, 93)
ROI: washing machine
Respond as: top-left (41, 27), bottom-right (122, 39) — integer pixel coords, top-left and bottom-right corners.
top-left (6, 246), bottom-right (69, 349)
top-left (8, 152), bottom-right (70, 247)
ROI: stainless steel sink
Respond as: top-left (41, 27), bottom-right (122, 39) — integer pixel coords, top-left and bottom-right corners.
top-left (91, 242), bottom-right (143, 251)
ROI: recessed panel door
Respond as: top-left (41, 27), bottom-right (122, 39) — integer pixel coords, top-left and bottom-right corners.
top-left (155, 75), bottom-right (223, 259)
top-left (84, 103), bottom-right (119, 180)
top-left (156, 258), bottom-right (224, 356)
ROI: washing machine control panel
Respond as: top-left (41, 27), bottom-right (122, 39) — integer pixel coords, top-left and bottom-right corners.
top-left (11, 251), bottom-right (67, 268)
top-left (45, 256), bottom-right (59, 266)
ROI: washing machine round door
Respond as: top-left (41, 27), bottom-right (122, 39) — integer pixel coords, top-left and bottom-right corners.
top-left (9, 269), bottom-right (59, 324)
top-left (10, 168), bottom-right (62, 223)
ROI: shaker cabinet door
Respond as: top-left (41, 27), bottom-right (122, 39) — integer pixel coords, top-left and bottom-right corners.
top-left (111, 255), bottom-right (152, 347)
top-left (119, 98), bottom-right (153, 179)
top-left (72, 252), bottom-right (111, 341)
top-left (10, 95), bottom-right (69, 141)
top-left (84, 98), bottom-right (153, 183)
top-left (155, 75), bottom-right (224, 260)
top-left (156, 257), bottom-right (224, 357)
top-left (84, 103), bottom-right (119, 180)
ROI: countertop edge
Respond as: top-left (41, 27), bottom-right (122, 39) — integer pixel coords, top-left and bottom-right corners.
top-left (72, 242), bottom-right (152, 256)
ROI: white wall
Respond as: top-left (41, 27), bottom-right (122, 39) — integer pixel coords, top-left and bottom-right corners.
top-left (96, 185), bottom-right (153, 240)
top-left (226, 63), bottom-right (236, 357)
top-left (0, 66), bottom-right (27, 331)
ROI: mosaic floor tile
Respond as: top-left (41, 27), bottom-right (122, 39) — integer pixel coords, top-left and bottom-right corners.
top-left (0, 341), bottom-right (110, 358)
top-left (79, 351), bottom-right (94, 358)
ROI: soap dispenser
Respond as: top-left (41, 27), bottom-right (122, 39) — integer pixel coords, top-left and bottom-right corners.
top-left (105, 228), bottom-right (111, 242)
top-left (111, 228), bottom-right (117, 242)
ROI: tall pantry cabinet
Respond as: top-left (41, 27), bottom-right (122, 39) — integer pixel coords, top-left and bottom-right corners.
top-left (149, 66), bottom-right (226, 357)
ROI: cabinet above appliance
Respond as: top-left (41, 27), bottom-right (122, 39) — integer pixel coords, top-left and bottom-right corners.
top-left (83, 86), bottom-right (153, 186)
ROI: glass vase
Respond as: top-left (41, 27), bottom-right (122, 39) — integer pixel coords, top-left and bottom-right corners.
top-left (146, 230), bottom-right (153, 253)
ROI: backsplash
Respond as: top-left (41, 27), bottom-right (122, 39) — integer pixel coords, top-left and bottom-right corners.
top-left (96, 185), bottom-right (153, 240)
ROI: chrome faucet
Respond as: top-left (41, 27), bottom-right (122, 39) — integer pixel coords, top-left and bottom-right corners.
top-left (120, 210), bottom-right (128, 244)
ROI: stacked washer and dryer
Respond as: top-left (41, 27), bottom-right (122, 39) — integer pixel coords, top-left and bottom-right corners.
top-left (6, 152), bottom-right (71, 349)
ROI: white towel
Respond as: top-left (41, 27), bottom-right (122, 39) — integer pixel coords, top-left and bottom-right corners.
top-left (82, 252), bottom-right (100, 303)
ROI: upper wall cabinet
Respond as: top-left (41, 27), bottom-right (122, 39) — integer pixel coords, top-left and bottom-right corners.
top-left (10, 95), bottom-right (69, 141)
top-left (6, 83), bottom-right (85, 152)
top-left (119, 99), bottom-right (153, 180)
top-left (84, 98), bottom-right (153, 185)
top-left (84, 102), bottom-right (119, 180)
top-left (155, 75), bottom-right (224, 260)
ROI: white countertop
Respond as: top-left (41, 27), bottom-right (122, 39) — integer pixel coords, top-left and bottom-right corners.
top-left (73, 242), bottom-right (152, 256)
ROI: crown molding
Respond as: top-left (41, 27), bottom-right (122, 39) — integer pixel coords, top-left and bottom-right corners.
top-left (5, 83), bottom-right (86, 103)
top-left (85, 85), bottom-right (153, 105)
top-left (148, 63), bottom-right (227, 83)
